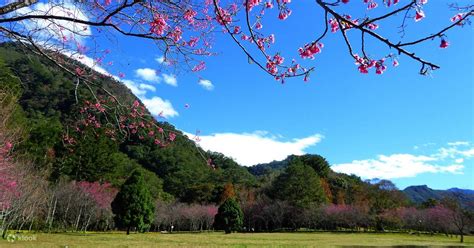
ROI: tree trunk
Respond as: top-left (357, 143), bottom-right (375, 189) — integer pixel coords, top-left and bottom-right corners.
top-left (74, 207), bottom-right (83, 232)
top-left (127, 226), bottom-right (130, 235)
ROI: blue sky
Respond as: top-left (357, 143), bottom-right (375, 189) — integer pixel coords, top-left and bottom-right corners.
top-left (19, 1), bottom-right (473, 190)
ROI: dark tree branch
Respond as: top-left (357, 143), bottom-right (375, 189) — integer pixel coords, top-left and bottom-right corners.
top-left (0, 0), bottom-right (38, 15)
top-left (316, 0), bottom-right (444, 74)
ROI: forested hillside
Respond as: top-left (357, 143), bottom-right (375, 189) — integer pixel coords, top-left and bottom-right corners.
top-left (0, 43), bottom-right (255, 203)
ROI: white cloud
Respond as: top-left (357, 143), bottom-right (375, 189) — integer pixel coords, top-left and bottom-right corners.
top-left (16, 2), bottom-right (91, 43)
top-left (142, 97), bottom-right (178, 118)
top-left (155, 56), bottom-right (170, 65)
top-left (135, 69), bottom-right (176, 86)
top-left (121, 79), bottom-right (159, 96)
top-left (122, 79), bottom-right (146, 96)
top-left (198, 79), bottom-right (214, 90)
top-left (447, 141), bottom-right (470, 146)
top-left (61, 50), bottom-right (108, 75)
top-left (436, 147), bottom-right (474, 160)
top-left (162, 73), bottom-right (177, 87)
top-left (333, 154), bottom-right (463, 179)
top-left (188, 132), bottom-right (323, 166)
top-left (120, 80), bottom-right (178, 118)
top-left (139, 83), bottom-right (156, 92)
top-left (135, 68), bottom-right (160, 82)
top-left (156, 56), bottom-right (165, 63)
top-left (332, 142), bottom-right (473, 179)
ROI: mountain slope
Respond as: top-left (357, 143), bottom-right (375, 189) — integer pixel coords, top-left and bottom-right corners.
top-left (0, 43), bottom-right (255, 203)
top-left (403, 185), bottom-right (474, 210)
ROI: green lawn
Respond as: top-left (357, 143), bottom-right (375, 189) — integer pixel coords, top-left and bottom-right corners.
top-left (0, 232), bottom-right (472, 247)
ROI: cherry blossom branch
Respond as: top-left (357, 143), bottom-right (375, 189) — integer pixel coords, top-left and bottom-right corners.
top-left (317, 0), bottom-right (441, 74)
top-left (212, 0), bottom-right (273, 76)
top-left (399, 10), bottom-right (473, 47)
top-left (364, 0), bottom-right (416, 25)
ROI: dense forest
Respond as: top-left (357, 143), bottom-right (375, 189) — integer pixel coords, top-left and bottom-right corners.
top-left (0, 43), bottom-right (472, 240)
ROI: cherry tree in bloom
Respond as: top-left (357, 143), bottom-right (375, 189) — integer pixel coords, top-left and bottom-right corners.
top-left (0, 90), bottom-right (21, 211)
top-left (75, 181), bottom-right (118, 210)
top-left (0, 136), bottom-right (18, 210)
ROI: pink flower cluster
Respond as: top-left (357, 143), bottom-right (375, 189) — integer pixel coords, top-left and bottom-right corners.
top-left (354, 54), bottom-right (391, 74)
top-left (298, 42), bottom-right (324, 59)
top-left (184, 9), bottom-right (197, 25)
top-left (266, 53), bottom-right (285, 74)
top-left (363, 0), bottom-right (378, 10)
top-left (150, 13), bottom-right (168, 35)
top-left (246, 0), bottom-right (262, 12)
top-left (216, 7), bottom-right (232, 25)
top-left (192, 61), bottom-right (206, 72)
top-left (170, 27), bottom-right (183, 42)
top-left (278, 9), bottom-right (292, 20)
top-left (76, 181), bottom-right (118, 209)
top-left (71, 99), bottom-right (177, 148)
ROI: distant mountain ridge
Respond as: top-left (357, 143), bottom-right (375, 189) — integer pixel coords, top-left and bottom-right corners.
top-left (447, 188), bottom-right (474, 195)
top-left (403, 185), bottom-right (474, 210)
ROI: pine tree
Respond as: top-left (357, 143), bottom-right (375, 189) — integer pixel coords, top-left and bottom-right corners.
top-left (214, 198), bottom-right (243, 234)
top-left (111, 169), bottom-right (154, 234)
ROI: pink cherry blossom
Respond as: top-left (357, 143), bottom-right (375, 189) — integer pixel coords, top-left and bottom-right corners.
top-left (329, 18), bottom-right (339, 33)
top-left (299, 42), bottom-right (323, 59)
top-left (150, 13), bottom-right (168, 35)
top-left (184, 9), bottom-right (197, 24)
top-left (192, 61), bottom-right (206, 72)
top-left (393, 59), bottom-right (399, 67)
top-left (4, 142), bottom-right (12, 151)
top-left (170, 26), bottom-right (183, 42)
top-left (233, 26), bottom-right (241, 34)
top-left (366, 23), bottom-right (379, 30)
top-left (439, 39), bottom-right (449, 49)
top-left (367, 2), bottom-right (378, 10)
top-left (415, 10), bottom-right (425, 22)
top-left (246, 0), bottom-right (262, 12)
top-left (451, 13), bottom-right (465, 23)
top-left (216, 7), bottom-right (232, 25)
top-left (169, 132), bottom-right (176, 141)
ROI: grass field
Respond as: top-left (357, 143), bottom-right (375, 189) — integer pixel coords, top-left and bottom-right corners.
top-left (0, 232), bottom-right (472, 247)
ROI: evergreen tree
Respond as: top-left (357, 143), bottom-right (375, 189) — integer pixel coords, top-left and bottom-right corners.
top-left (111, 170), bottom-right (155, 234)
top-left (270, 160), bottom-right (327, 208)
top-left (296, 154), bottom-right (331, 178)
top-left (214, 198), bottom-right (243, 234)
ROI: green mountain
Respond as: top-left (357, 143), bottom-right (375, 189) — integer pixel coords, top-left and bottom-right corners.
top-left (0, 43), bottom-right (255, 203)
top-left (403, 185), bottom-right (474, 210)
